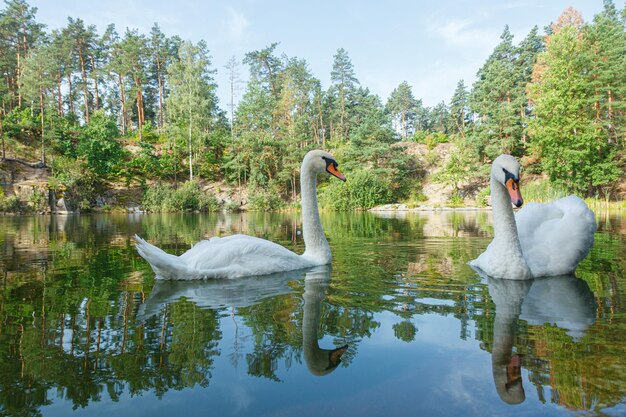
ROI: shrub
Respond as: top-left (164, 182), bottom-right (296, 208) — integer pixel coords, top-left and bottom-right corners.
top-left (141, 184), bottom-right (172, 212)
top-left (142, 181), bottom-right (219, 212)
top-left (320, 169), bottom-right (392, 210)
top-left (248, 188), bottom-right (284, 211)
top-left (77, 110), bottom-right (124, 177)
top-left (0, 189), bottom-right (23, 213)
top-left (28, 187), bottom-right (48, 213)
top-left (50, 156), bottom-right (99, 211)
top-left (475, 186), bottom-right (491, 208)
top-left (447, 192), bottom-right (464, 207)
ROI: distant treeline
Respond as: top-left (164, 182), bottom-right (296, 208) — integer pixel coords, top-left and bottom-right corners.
top-left (0, 0), bottom-right (624, 211)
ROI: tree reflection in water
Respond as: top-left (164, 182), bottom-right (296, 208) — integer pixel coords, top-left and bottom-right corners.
top-left (0, 212), bottom-right (623, 416)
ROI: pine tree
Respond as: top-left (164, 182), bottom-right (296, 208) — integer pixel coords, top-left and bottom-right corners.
top-left (448, 79), bottom-right (470, 137)
top-left (469, 26), bottom-right (520, 160)
top-left (584, 0), bottom-right (626, 144)
top-left (386, 81), bottom-right (416, 140)
top-left (167, 40), bottom-right (218, 181)
top-left (0, 0), bottom-right (44, 109)
top-left (330, 48), bottom-right (359, 140)
top-left (64, 17), bottom-right (97, 123)
top-left (21, 38), bottom-right (55, 164)
top-left (119, 28), bottom-right (148, 139)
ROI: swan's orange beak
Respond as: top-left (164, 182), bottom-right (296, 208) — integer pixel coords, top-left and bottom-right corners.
top-left (506, 179), bottom-right (523, 208)
top-left (327, 164), bottom-right (346, 182)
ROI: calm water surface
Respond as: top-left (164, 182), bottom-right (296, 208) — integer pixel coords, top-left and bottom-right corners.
top-left (0, 210), bottom-right (624, 417)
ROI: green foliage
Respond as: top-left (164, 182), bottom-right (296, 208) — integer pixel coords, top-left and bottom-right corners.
top-left (0, 186), bottom-right (23, 213)
top-left (247, 187), bottom-right (284, 211)
top-left (412, 131), bottom-right (449, 149)
top-left (520, 179), bottom-right (569, 203)
top-left (47, 115), bottom-right (81, 157)
top-left (27, 187), bottom-right (48, 212)
top-left (320, 169), bottom-right (392, 210)
top-left (434, 139), bottom-right (480, 193)
top-left (142, 181), bottom-right (219, 212)
top-left (447, 192), bottom-right (464, 207)
top-left (49, 156), bottom-right (99, 211)
top-left (527, 21), bottom-right (622, 196)
top-left (475, 186), bottom-right (491, 207)
top-left (393, 321), bottom-right (417, 342)
top-left (2, 107), bottom-right (39, 141)
top-left (122, 141), bottom-right (161, 185)
top-left (77, 110), bottom-right (124, 177)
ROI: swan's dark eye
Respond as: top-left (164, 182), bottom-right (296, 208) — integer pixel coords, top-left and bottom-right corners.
top-left (503, 168), bottom-right (518, 183)
top-left (321, 156), bottom-right (337, 169)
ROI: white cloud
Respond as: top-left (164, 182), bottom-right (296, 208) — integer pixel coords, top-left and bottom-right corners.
top-left (427, 18), bottom-right (498, 50)
top-left (225, 7), bottom-right (250, 41)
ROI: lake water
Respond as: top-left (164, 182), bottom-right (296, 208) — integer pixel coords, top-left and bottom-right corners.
top-left (0, 210), bottom-right (624, 417)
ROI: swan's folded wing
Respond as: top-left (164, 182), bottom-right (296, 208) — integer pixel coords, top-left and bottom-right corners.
top-left (516, 196), bottom-right (596, 277)
top-left (180, 234), bottom-right (310, 278)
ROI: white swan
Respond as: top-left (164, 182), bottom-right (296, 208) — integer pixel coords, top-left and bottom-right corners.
top-left (134, 149), bottom-right (346, 280)
top-left (470, 155), bottom-right (596, 279)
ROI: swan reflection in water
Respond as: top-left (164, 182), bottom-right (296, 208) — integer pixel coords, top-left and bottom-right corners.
top-left (487, 274), bottom-right (596, 404)
top-left (137, 265), bottom-right (348, 376)
top-left (303, 268), bottom-right (349, 376)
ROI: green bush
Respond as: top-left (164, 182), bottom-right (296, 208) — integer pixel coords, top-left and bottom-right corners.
top-left (0, 188), bottom-right (24, 213)
top-left (447, 192), bottom-right (464, 207)
top-left (28, 187), bottom-right (48, 213)
top-left (475, 186), bottom-right (491, 208)
top-left (320, 169), bottom-right (391, 210)
top-left (77, 110), bottom-right (124, 177)
top-left (49, 156), bottom-right (99, 211)
top-left (141, 184), bottom-right (172, 212)
top-left (142, 181), bottom-right (219, 212)
top-left (521, 179), bottom-right (569, 203)
top-left (248, 188), bottom-right (284, 211)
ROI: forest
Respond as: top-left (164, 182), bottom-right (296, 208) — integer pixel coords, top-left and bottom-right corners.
top-left (0, 0), bottom-right (624, 212)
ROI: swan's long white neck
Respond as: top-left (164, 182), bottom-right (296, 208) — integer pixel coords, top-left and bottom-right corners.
top-left (490, 171), bottom-right (531, 278)
top-left (301, 164), bottom-right (331, 264)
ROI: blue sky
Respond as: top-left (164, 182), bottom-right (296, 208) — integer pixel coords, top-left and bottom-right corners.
top-left (30, 0), bottom-right (625, 114)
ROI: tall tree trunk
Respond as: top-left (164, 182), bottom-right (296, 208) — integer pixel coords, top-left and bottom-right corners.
top-left (134, 76), bottom-right (144, 140)
top-left (39, 86), bottom-right (45, 165)
top-left (157, 60), bottom-right (164, 129)
top-left (16, 43), bottom-right (22, 108)
top-left (188, 103), bottom-right (193, 181)
top-left (90, 55), bottom-right (99, 110)
top-left (340, 82), bottom-right (345, 139)
top-left (136, 90), bottom-right (143, 141)
top-left (56, 72), bottom-right (64, 116)
top-left (0, 102), bottom-right (5, 159)
top-left (67, 74), bottom-right (74, 115)
top-left (119, 74), bottom-right (126, 135)
top-left (78, 48), bottom-right (89, 123)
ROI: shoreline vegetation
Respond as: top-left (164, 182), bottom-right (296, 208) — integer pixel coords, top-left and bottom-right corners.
top-left (0, 1), bottom-right (625, 215)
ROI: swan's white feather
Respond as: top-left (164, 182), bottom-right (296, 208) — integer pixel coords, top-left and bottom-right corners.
top-left (135, 234), bottom-right (314, 280)
top-left (516, 195), bottom-right (596, 277)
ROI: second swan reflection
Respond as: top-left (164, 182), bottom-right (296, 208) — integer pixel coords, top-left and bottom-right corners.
top-left (486, 274), bottom-right (597, 405)
top-left (137, 265), bottom-right (348, 377)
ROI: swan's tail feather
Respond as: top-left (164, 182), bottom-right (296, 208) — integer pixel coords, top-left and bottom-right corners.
top-left (134, 234), bottom-right (188, 279)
